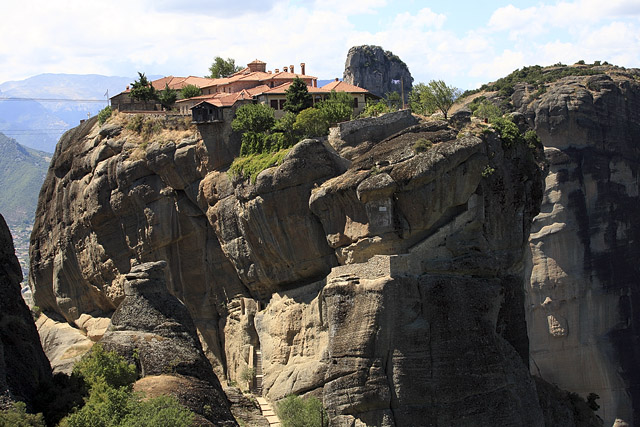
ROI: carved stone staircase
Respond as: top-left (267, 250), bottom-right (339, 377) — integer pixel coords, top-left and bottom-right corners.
top-left (255, 349), bottom-right (264, 396)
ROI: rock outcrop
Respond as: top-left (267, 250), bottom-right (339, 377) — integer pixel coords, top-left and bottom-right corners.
top-left (456, 65), bottom-right (640, 425)
top-left (0, 213), bottom-right (51, 410)
top-left (98, 260), bottom-right (237, 426)
top-left (343, 45), bottom-right (413, 102)
top-left (27, 99), bottom-right (569, 425)
top-left (519, 68), bottom-right (640, 426)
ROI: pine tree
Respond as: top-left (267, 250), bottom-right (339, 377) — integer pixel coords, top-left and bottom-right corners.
top-left (284, 77), bottom-right (313, 114)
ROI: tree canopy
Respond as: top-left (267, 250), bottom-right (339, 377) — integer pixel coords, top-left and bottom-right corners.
top-left (180, 84), bottom-right (202, 99)
top-left (317, 90), bottom-right (353, 126)
top-left (158, 83), bottom-right (177, 110)
top-left (284, 77), bottom-right (313, 114)
top-left (208, 56), bottom-right (242, 78)
top-left (231, 103), bottom-right (276, 135)
top-left (293, 108), bottom-right (329, 138)
top-left (410, 80), bottom-right (461, 119)
top-left (130, 72), bottom-right (157, 103)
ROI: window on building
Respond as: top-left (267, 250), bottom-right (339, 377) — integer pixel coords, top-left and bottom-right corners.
top-left (354, 97), bottom-right (358, 108)
top-left (279, 99), bottom-right (286, 110)
top-left (270, 99), bottom-right (279, 110)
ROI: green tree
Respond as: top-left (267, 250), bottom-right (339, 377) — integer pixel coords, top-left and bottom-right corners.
top-left (411, 80), bottom-right (461, 119)
top-left (473, 100), bottom-right (502, 121)
top-left (317, 90), bottom-right (353, 126)
top-left (360, 99), bottom-right (392, 117)
top-left (277, 395), bottom-right (328, 427)
top-left (0, 401), bottom-right (46, 427)
top-left (385, 91), bottom-right (402, 110)
top-left (180, 84), bottom-right (201, 99)
top-left (232, 103), bottom-right (276, 135)
top-left (208, 56), bottom-right (242, 78)
top-left (158, 83), bottom-right (177, 110)
top-left (60, 378), bottom-right (194, 427)
top-left (98, 106), bottom-right (113, 125)
top-left (73, 344), bottom-right (137, 390)
top-left (130, 72), bottom-right (157, 103)
top-left (293, 108), bottom-right (329, 138)
top-left (284, 77), bottom-right (313, 114)
top-left (409, 83), bottom-right (429, 115)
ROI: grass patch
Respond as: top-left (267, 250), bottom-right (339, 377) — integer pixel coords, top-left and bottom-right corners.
top-left (229, 148), bottom-right (291, 183)
top-left (413, 138), bottom-right (433, 153)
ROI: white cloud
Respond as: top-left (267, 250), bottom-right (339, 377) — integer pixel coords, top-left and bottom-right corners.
top-left (1, 1), bottom-right (639, 91)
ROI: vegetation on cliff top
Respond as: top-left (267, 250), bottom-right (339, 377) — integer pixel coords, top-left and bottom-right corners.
top-left (229, 88), bottom-right (355, 182)
top-left (461, 61), bottom-right (613, 98)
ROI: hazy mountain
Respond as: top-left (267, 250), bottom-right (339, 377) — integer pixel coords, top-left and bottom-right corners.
top-left (0, 73), bottom-right (148, 152)
top-left (0, 132), bottom-right (50, 281)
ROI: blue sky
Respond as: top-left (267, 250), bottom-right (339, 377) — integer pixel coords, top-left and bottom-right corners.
top-left (2, 0), bottom-right (639, 90)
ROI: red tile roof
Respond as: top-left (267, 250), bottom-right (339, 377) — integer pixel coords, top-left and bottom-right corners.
top-left (320, 80), bottom-right (369, 93)
top-left (256, 82), bottom-right (326, 95)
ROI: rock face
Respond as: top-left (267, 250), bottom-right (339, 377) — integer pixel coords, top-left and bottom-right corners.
top-left (514, 68), bottom-right (640, 425)
top-left (0, 213), bottom-right (51, 410)
top-left (27, 99), bottom-right (572, 425)
top-left (99, 260), bottom-right (237, 426)
top-left (343, 45), bottom-right (413, 101)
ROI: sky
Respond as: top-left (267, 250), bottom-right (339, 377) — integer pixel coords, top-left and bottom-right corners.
top-left (2, 0), bottom-right (640, 91)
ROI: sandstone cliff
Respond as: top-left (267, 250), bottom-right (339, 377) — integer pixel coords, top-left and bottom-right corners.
top-left (99, 260), bottom-right (237, 426)
top-left (459, 64), bottom-right (640, 426)
top-left (0, 213), bottom-right (51, 410)
top-left (343, 45), bottom-right (413, 102)
top-left (27, 100), bottom-right (582, 425)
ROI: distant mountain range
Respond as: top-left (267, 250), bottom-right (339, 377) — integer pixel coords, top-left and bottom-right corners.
top-left (0, 73), bottom-right (148, 152)
top-left (0, 132), bottom-right (51, 280)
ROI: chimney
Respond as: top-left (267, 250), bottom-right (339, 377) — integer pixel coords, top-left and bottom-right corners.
top-left (275, 68), bottom-right (279, 73)
top-left (290, 64), bottom-right (294, 74)
top-left (283, 66), bottom-right (288, 72)
top-left (300, 63), bottom-right (306, 75)
top-left (335, 77), bottom-right (339, 81)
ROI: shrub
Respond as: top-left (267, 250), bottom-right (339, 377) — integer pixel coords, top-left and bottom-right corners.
top-left (126, 115), bottom-right (145, 133)
top-left (467, 95), bottom-right (486, 114)
top-left (293, 108), bottom-right (329, 138)
top-left (524, 129), bottom-right (541, 149)
top-left (30, 305), bottom-right (42, 320)
top-left (413, 138), bottom-right (433, 153)
top-left (232, 104), bottom-right (275, 135)
top-left (0, 401), bottom-right (46, 427)
top-left (240, 367), bottom-right (255, 384)
top-left (98, 106), bottom-right (113, 125)
top-left (229, 148), bottom-right (291, 183)
top-left (360, 100), bottom-right (391, 117)
top-left (473, 101), bottom-right (502, 121)
top-left (384, 91), bottom-right (402, 111)
top-left (317, 90), bottom-right (353, 126)
top-left (60, 378), bottom-right (194, 427)
top-left (277, 395), bottom-right (328, 427)
top-left (119, 395), bottom-right (194, 427)
top-left (482, 165), bottom-right (496, 177)
top-left (490, 117), bottom-right (522, 148)
top-left (73, 344), bottom-right (137, 390)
